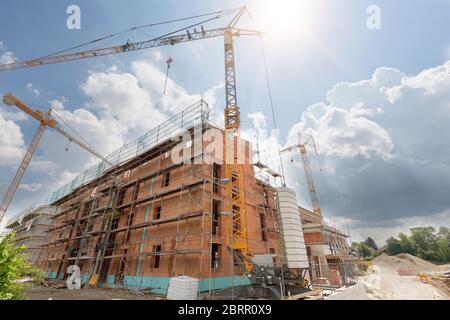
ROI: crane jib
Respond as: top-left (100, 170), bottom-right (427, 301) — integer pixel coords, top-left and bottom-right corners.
top-left (0, 29), bottom-right (233, 72)
top-left (0, 27), bottom-right (261, 72)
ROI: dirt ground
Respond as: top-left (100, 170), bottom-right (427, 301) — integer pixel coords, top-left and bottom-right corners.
top-left (25, 286), bottom-right (165, 300)
top-left (359, 254), bottom-right (450, 300)
top-left (25, 253), bottom-right (450, 300)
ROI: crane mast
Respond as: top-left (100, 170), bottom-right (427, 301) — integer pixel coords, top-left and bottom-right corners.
top-left (223, 28), bottom-right (250, 269)
top-left (282, 134), bottom-right (323, 218)
top-left (299, 142), bottom-right (322, 217)
top-left (0, 124), bottom-right (46, 224)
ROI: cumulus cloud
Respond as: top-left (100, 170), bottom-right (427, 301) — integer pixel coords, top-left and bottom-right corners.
top-left (248, 112), bottom-right (267, 132)
top-left (18, 183), bottom-right (43, 192)
top-left (0, 108), bottom-right (28, 122)
top-left (242, 112), bottom-right (284, 179)
top-left (130, 60), bottom-right (222, 116)
top-left (0, 41), bottom-right (17, 64)
top-left (284, 60), bottom-right (450, 240)
top-left (81, 69), bottom-right (167, 133)
top-left (26, 83), bottom-right (41, 97)
top-left (0, 114), bottom-right (25, 166)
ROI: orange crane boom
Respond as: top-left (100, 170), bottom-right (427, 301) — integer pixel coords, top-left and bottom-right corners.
top-left (0, 94), bottom-right (111, 224)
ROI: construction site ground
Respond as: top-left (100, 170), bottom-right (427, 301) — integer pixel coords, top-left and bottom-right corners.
top-left (25, 285), bottom-right (165, 300)
top-left (360, 253), bottom-right (450, 300)
top-left (23, 253), bottom-right (450, 300)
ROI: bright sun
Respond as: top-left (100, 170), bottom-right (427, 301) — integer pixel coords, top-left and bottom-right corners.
top-left (254, 0), bottom-right (316, 38)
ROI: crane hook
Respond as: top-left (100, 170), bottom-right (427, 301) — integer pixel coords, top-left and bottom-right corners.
top-left (163, 56), bottom-right (173, 94)
top-left (65, 139), bottom-right (72, 152)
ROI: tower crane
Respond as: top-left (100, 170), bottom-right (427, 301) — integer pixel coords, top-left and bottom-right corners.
top-left (0, 93), bottom-right (111, 225)
top-left (0, 7), bottom-right (260, 270)
top-left (282, 133), bottom-right (323, 219)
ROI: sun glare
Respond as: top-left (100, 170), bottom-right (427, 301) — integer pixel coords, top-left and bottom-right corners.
top-left (254, 0), bottom-right (316, 39)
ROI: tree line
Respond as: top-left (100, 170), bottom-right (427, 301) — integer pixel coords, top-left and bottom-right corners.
top-left (352, 226), bottom-right (450, 263)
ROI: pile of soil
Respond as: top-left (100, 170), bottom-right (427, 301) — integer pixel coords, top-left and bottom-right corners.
top-left (373, 253), bottom-right (450, 273)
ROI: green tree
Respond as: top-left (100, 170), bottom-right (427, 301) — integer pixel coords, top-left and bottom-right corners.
top-left (364, 237), bottom-right (378, 251)
top-left (438, 227), bottom-right (450, 241)
top-left (398, 232), bottom-right (415, 255)
top-left (386, 237), bottom-right (403, 256)
top-left (0, 232), bottom-right (42, 300)
top-left (410, 227), bottom-right (439, 261)
top-left (353, 242), bottom-right (372, 258)
top-left (436, 227), bottom-right (450, 263)
top-left (383, 226), bottom-right (450, 263)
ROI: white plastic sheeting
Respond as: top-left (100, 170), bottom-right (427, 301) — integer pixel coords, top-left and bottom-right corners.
top-left (167, 276), bottom-right (199, 300)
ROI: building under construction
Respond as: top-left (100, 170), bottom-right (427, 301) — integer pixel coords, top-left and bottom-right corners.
top-left (5, 205), bottom-right (58, 264)
top-left (300, 207), bottom-right (355, 287)
top-left (37, 101), bottom-right (299, 295)
top-left (0, 6), bottom-right (354, 299)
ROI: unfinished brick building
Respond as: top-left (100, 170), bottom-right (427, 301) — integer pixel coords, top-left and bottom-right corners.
top-left (300, 207), bottom-right (355, 287)
top-left (38, 101), bottom-right (285, 294)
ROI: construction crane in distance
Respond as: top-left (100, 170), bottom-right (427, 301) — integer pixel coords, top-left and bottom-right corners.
top-left (0, 7), bottom-right (260, 271)
top-left (0, 93), bottom-right (111, 225)
top-left (282, 133), bottom-right (323, 219)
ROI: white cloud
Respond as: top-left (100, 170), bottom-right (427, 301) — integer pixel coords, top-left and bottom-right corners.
top-left (130, 60), bottom-right (205, 115)
top-left (0, 41), bottom-right (17, 64)
top-left (55, 170), bottom-right (79, 189)
top-left (26, 83), bottom-right (41, 97)
top-left (401, 60), bottom-right (450, 95)
top-left (82, 69), bottom-right (167, 133)
top-left (0, 108), bottom-right (28, 122)
top-left (0, 114), bottom-right (25, 166)
top-left (29, 160), bottom-right (60, 175)
top-left (248, 112), bottom-right (267, 132)
top-left (18, 183), bottom-right (43, 192)
top-left (49, 97), bottom-right (68, 111)
top-left (283, 60), bottom-right (450, 238)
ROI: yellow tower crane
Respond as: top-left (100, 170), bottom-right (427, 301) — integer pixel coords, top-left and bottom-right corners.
top-left (282, 133), bottom-right (323, 218)
top-left (0, 7), bottom-right (260, 270)
top-left (0, 93), bottom-right (111, 225)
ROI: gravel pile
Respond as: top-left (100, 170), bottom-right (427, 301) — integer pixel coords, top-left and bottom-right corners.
top-left (373, 253), bottom-right (450, 273)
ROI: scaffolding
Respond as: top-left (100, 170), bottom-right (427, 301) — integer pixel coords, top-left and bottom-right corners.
top-left (304, 222), bottom-right (356, 287)
top-left (6, 204), bottom-right (59, 264)
top-left (38, 101), bottom-right (285, 298)
top-left (46, 100), bottom-right (210, 204)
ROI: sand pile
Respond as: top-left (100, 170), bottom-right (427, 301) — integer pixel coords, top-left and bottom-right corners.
top-left (373, 253), bottom-right (449, 273)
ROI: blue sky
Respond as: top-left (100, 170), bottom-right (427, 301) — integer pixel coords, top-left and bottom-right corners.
top-left (1, 0), bottom-right (450, 242)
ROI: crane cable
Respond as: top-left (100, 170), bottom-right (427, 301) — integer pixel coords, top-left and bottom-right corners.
top-left (244, 8), bottom-right (287, 186)
top-left (51, 110), bottom-right (104, 161)
top-left (258, 36), bottom-right (286, 187)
